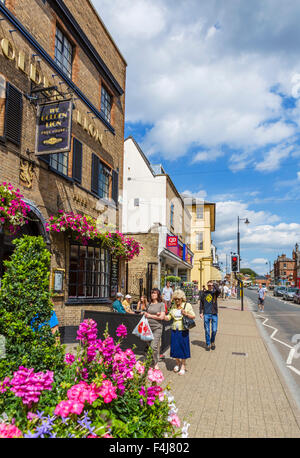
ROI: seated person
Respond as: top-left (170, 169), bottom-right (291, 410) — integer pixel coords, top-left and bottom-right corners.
top-left (112, 292), bottom-right (126, 313)
top-left (122, 294), bottom-right (135, 314)
top-left (136, 295), bottom-right (148, 313)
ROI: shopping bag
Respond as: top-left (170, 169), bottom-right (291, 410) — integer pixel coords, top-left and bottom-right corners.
top-left (132, 315), bottom-right (154, 341)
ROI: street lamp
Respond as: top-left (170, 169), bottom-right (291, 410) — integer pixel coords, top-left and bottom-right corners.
top-left (237, 217), bottom-right (250, 266)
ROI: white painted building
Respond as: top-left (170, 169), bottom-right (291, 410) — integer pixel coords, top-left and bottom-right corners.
top-left (122, 137), bottom-right (194, 294)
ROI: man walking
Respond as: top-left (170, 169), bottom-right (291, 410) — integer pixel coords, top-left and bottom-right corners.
top-left (257, 284), bottom-right (266, 313)
top-left (200, 280), bottom-right (220, 351)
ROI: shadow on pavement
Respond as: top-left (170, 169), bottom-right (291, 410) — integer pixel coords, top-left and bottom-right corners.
top-left (191, 340), bottom-right (207, 349)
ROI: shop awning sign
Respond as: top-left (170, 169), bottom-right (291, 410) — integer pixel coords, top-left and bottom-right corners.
top-left (36, 99), bottom-right (72, 155)
top-left (167, 235), bottom-right (178, 247)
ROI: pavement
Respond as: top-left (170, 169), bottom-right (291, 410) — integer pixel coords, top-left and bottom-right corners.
top-left (158, 297), bottom-right (300, 438)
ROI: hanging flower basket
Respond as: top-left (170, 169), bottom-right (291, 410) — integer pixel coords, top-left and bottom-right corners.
top-left (0, 182), bottom-right (31, 235)
top-left (46, 211), bottom-right (143, 261)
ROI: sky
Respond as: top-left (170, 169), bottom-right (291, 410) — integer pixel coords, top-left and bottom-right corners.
top-left (93, 0), bottom-right (300, 275)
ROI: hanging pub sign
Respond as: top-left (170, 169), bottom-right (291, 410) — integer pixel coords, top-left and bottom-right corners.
top-left (35, 99), bottom-right (72, 155)
top-left (167, 235), bottom-right (178, 247)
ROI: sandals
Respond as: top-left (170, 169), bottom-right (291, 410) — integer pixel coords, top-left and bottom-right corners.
top-left (173, 365), bottom-right (180, 373)
top-left (178, 368), bottom-right (186, 376)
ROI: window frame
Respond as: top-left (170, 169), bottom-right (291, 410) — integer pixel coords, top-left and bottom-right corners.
top-left (170, 203), bottom-right (174, 228)
top-left (54, 26), bottom-right (73, 80)
top-left (0, 74), bottom-right (5, 142)
top-left (100, 84), bottom-right (113, 124)
top-left (92, 153), bottom-right (112, 200)
top-left (195, 232), bottom-right (204, 251)
top-left (68, 242), bottom-right (111, 300)
top-left (49, 151), bottom-right (69, 177)
top-left (196, 205), bottom-right (204, 220)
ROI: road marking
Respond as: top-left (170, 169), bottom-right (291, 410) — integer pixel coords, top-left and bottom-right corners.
top-left (255, 314), bottom-right (293, 350)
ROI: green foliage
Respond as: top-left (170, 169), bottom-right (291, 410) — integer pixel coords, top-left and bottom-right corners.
top-left (165, 276), bottom-right (181, 283)
top-left (0, 236), bottom-right (65, 378)
top-left (240, 268), bottom-right (258, 277)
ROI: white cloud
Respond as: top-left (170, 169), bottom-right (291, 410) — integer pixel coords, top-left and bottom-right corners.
top-left (251, 258), bottom-right (268, 265)
top-left (95, 0), bottom-right (300, 164)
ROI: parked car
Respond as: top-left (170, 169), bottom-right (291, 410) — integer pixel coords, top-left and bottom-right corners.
top-left (273, 286), bottom-right (286, 297)
top-left (247, 285), bottom-right (258, 290)
top-left (293, 291), bottom-right (300, 304)
top-left (283, 288), bottom-right (299, 301)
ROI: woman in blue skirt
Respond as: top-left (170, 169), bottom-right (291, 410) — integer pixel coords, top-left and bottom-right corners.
top-left (164, 289), bottom-right (195, 375)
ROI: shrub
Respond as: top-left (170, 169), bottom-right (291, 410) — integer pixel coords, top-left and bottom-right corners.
top-left (0, 236), bottom-right (65, 378)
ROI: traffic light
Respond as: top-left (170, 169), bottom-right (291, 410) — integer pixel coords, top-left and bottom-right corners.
top-left (231, 254), bottom-right (239, 272)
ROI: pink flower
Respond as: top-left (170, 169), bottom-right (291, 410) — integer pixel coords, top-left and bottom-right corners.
top-left (135, 361), bottom-right (145, 375)
top-left (0, 377), bottom-right (10, 393)
top-left (98, 380), bottom-right (117, 404)
top-left (54, 400), bottom-right (84, 417)
top-left (147, 367), bottom-right (164, 384)
top-left (116, 324), bottom-right (127, 338)
top-left (9, 367), bottom-right (53, 407)
top-left (64, 353), bottom-right (75, 365)
top-left (168, 413), bottom-right (181, 428)
top-left (0, 423), bottom-right (23, 438)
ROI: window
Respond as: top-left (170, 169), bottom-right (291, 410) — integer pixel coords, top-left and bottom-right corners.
top-left (195, 232), bottom-right (203, 250)
top-left (101, 85), bottom-right (112, 123)
top-left (72, 138), bottom-right (82, 184)
top-left (91, 153), bottom-right (111, 199)
top-left (49, 152), bottom-right (68, 176)
top-left (55, 27), bottom-right (73, 79)
top-left (4, 82), bottom-right (23, 146)
top-left (170, 203), bottom-right (174, 227)
top-left (69, 244), bottom-right (111, 299)
top-left (134, 198), bottom-right (140, 207)
top-left (196, 205), bottom-right (203, 219)
top-left (0, 75), bottom-right (5, 139)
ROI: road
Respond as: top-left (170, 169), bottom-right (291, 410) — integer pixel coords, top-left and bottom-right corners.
top-left (245, 289), bottom-right (300, 408)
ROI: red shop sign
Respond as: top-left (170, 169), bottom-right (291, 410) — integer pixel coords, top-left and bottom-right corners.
top-left (167, 235), bottom-right (178, 247)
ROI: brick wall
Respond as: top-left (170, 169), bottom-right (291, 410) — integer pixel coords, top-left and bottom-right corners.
top-left (0, 0), bottom-right (127, 328)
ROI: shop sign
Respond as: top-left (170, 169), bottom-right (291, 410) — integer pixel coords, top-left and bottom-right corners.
top-left (36, 100), bottom-right (72, 154)
top-left (167, 235), bottom-right (178, 247)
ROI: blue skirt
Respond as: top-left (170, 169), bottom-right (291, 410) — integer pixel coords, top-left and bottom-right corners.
top-left (170, 329), bottom-right (191, 359)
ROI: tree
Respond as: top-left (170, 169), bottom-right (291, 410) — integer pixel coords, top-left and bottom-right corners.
top-left (240, 268), bottom-right (258, 277)
top-left (0, 236), bottom-right (65, 378)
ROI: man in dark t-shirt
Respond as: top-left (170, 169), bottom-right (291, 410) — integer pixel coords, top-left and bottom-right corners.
top-left (200, 281), bottom-right (220, 351)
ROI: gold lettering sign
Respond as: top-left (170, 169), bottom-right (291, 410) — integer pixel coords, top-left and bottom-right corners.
top-left (0, 36), bottom-right (103, 146)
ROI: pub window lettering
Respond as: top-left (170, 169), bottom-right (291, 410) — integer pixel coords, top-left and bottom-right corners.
top-left (101, 85), bottom-right (112, 123)
top-left (69, 244), bottom-right (110, 299)
top-left (55, 27), bottom-right (73, 79)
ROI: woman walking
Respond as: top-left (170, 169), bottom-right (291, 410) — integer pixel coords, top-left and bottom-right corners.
top-left (164, 289), bottom-right (195, 375)
top-left (143, 288), bottom-right (166, 369)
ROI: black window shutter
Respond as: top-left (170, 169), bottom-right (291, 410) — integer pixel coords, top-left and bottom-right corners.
top-left (72, 138), bottom-right (82, 183)
top-left (91, 153), bottom-right (99, 195)
top-left (5, 83), bottom-right (23, 146)
top-left (112, 169), bottom-right (119, 206)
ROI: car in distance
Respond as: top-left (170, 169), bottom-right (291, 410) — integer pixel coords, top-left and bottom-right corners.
top-left (247, 285), bottom-right (258, 290)
top-left (293, 290), bottom-right (300, 304)
top-left (283, 288), bottom-right (299, 301)
top-left (273, 286), bottom-right (286, 297)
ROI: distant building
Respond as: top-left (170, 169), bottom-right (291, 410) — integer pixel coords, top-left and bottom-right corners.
top-left (274, 254), bottom-right (296, 286)
top-left (293, 243), bottom-right (300, 288)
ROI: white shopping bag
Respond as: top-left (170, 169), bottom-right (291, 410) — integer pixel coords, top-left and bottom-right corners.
top-left (132, 315), bottom-right (154, 341)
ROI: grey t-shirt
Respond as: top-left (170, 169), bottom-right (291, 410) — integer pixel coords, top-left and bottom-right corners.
top-left (147, 302), bottom-right (165, 330)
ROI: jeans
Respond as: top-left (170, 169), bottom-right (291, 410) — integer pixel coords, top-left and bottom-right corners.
top-left (204, 314), bottom-right (218, 346)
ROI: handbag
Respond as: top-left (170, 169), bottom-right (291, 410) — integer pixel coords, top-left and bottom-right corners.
top-left (132, 315), bottom-right (154, 341)
top-left (182, 303), bottom-right (196, 330)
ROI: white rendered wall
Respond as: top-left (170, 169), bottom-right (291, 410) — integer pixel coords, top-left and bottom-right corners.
top-left (122, 138), bottom-right (167, 233)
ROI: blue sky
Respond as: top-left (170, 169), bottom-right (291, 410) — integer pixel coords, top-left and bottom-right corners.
top-left (94, 0), bottom-right (300, 275)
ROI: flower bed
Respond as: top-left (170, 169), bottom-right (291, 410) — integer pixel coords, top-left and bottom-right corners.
top-left (46, 211), bottom-right (142, 260)
top-left (0, 321), bottom-right (189, 438)
top-left (0, 182), bottom-right (31, 234)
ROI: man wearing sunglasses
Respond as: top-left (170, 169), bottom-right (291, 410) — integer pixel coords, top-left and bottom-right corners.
top-left (200, 281), bottom-right (220, 351)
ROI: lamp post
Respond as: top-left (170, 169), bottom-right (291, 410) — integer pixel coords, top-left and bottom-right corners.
top-left (236, 217), bottom-right (250, 309)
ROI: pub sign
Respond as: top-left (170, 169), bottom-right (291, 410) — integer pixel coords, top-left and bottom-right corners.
top-left (36, 99), bottom-right (72, 155)
top-left (167, 235), bottom-right (178, 247)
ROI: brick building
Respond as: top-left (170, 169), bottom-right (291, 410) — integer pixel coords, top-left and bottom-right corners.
top-left (0, 0), bottom-right (127, 334)
top-left (273, 254), bottom-right (296, 286)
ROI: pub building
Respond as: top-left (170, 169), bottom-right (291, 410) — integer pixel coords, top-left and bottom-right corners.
top-left (0, 0), bottom-right (129, 339)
